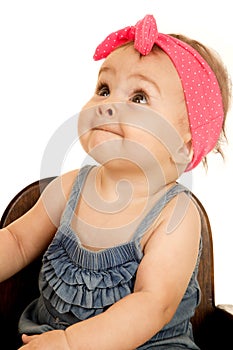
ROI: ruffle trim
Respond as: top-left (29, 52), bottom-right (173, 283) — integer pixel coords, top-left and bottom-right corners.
top-left (40, 235), bottom-right (140, 320)
top-left (47, 225), bottom-right (143, 269)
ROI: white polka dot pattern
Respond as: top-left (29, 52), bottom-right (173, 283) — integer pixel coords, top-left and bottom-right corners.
top-left (93, 15), bottom-right (224, 171)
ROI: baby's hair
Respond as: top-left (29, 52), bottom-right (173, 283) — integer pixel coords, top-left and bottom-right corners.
top-left (168, 34), bottom-right (232, 168)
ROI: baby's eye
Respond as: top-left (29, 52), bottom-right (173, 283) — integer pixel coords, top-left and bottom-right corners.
top-left (130, 91), bottom-right (148, 104)
top-left (96, 84), bottom-right (110, 97)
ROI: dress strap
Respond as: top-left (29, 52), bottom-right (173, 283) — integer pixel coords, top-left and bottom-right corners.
top-left (60, 165), bottom-right (95, 225)
top-left (131, 183), bottom-right (191, 242)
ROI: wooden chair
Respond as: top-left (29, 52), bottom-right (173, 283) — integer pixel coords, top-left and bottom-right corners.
top-left (0, 178), bottom-right (233, 349)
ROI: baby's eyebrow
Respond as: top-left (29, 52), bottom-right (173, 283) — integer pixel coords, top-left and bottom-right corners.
top-left (131, 73), bottom-right (161, 94)
top-left (98, 65), bottom-right (116, 77)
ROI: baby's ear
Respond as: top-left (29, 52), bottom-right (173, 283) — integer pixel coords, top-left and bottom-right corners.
top-left (171, 137), bottom-right (194, 175)
top-left (183, 132), bottom-right (193, 161)
top-left (174, 143), bottom-right (192, 165)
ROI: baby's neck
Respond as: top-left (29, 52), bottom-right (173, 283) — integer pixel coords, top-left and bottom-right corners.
top-left (86, 162), bottom-right (177, 205)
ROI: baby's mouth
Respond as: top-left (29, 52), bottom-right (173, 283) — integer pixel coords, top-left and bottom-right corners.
top-left (93, 125), bottom-right (123, 137)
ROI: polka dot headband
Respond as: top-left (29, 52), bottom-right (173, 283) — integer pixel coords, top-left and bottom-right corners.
top-left (93, 15), bottom-right (224, 171)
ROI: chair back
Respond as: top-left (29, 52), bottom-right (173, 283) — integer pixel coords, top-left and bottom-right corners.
top-left (189, 194), bottom-right (216, 346)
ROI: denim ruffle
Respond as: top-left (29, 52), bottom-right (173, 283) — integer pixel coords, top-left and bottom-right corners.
top-left (39, 225), bottom-right (142, 320)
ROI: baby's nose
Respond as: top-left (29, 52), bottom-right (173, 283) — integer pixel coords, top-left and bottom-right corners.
top-left (96, 104), bottom-right (116, 118)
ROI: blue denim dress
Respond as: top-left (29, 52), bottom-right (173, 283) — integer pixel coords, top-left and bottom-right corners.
top-left (19, 165), bottom-right (201, 349)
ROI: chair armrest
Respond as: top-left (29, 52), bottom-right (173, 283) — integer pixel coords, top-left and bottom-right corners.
top-left (199, 304), bottom-right (233, 348)
top-left (192, 305), bottom-right (233, 349)
top-left (217, 304), bottom-right (233, 316)
top-left (215, 304), bottom-right (233, 326)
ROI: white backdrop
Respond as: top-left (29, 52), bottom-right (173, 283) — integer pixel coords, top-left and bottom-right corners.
top-left (0, 0), bottom-right (232, 305)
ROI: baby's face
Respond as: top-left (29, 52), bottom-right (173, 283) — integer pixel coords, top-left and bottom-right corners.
top-left (83, 44), bottom-right (188, 131)
top-left (78, 44), bottom-right (192, 177)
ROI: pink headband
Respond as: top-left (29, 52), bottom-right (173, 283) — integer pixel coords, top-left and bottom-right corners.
top-left (93, 15), bottom-right (224, 171)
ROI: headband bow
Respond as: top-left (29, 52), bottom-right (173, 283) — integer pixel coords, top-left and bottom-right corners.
top-left (94, 15), bottom-right (158, 59)
top-left (93, 15), bottom-right (224, 171)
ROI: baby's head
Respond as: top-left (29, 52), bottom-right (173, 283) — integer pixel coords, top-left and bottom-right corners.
top-left (92, 14), bottom-right (231, 172)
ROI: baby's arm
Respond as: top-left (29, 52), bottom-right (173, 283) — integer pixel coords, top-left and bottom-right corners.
top-left (0, 170), bottom-right (77, 282)
top-left (21, 193), bottom-right (201, 350)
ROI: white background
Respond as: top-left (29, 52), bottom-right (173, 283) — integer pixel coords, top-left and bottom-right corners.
top-left (0, 0), bottom-right (232, 305)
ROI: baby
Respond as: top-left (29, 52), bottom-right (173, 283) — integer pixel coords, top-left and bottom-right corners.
top-left (0, 14), bottom-right (231, 349)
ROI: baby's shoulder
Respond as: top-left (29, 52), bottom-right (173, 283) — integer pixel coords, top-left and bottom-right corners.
top-left (141, 188), bottom-right (201, 250)
top-left (39, 169), bottom-right (80, 223)
top-left (60, 168), bottom-right (80, 198)
top-left (158, 189), bottom-right (201, 241)
top-left (44, 168), bottom-right (79, 196)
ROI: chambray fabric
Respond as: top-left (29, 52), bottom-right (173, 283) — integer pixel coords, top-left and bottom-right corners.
top-left (19, 165), bottom-right (201, 349)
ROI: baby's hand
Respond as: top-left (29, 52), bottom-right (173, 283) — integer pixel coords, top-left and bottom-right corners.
top-left (19, 331), bottom-right (71, 350)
